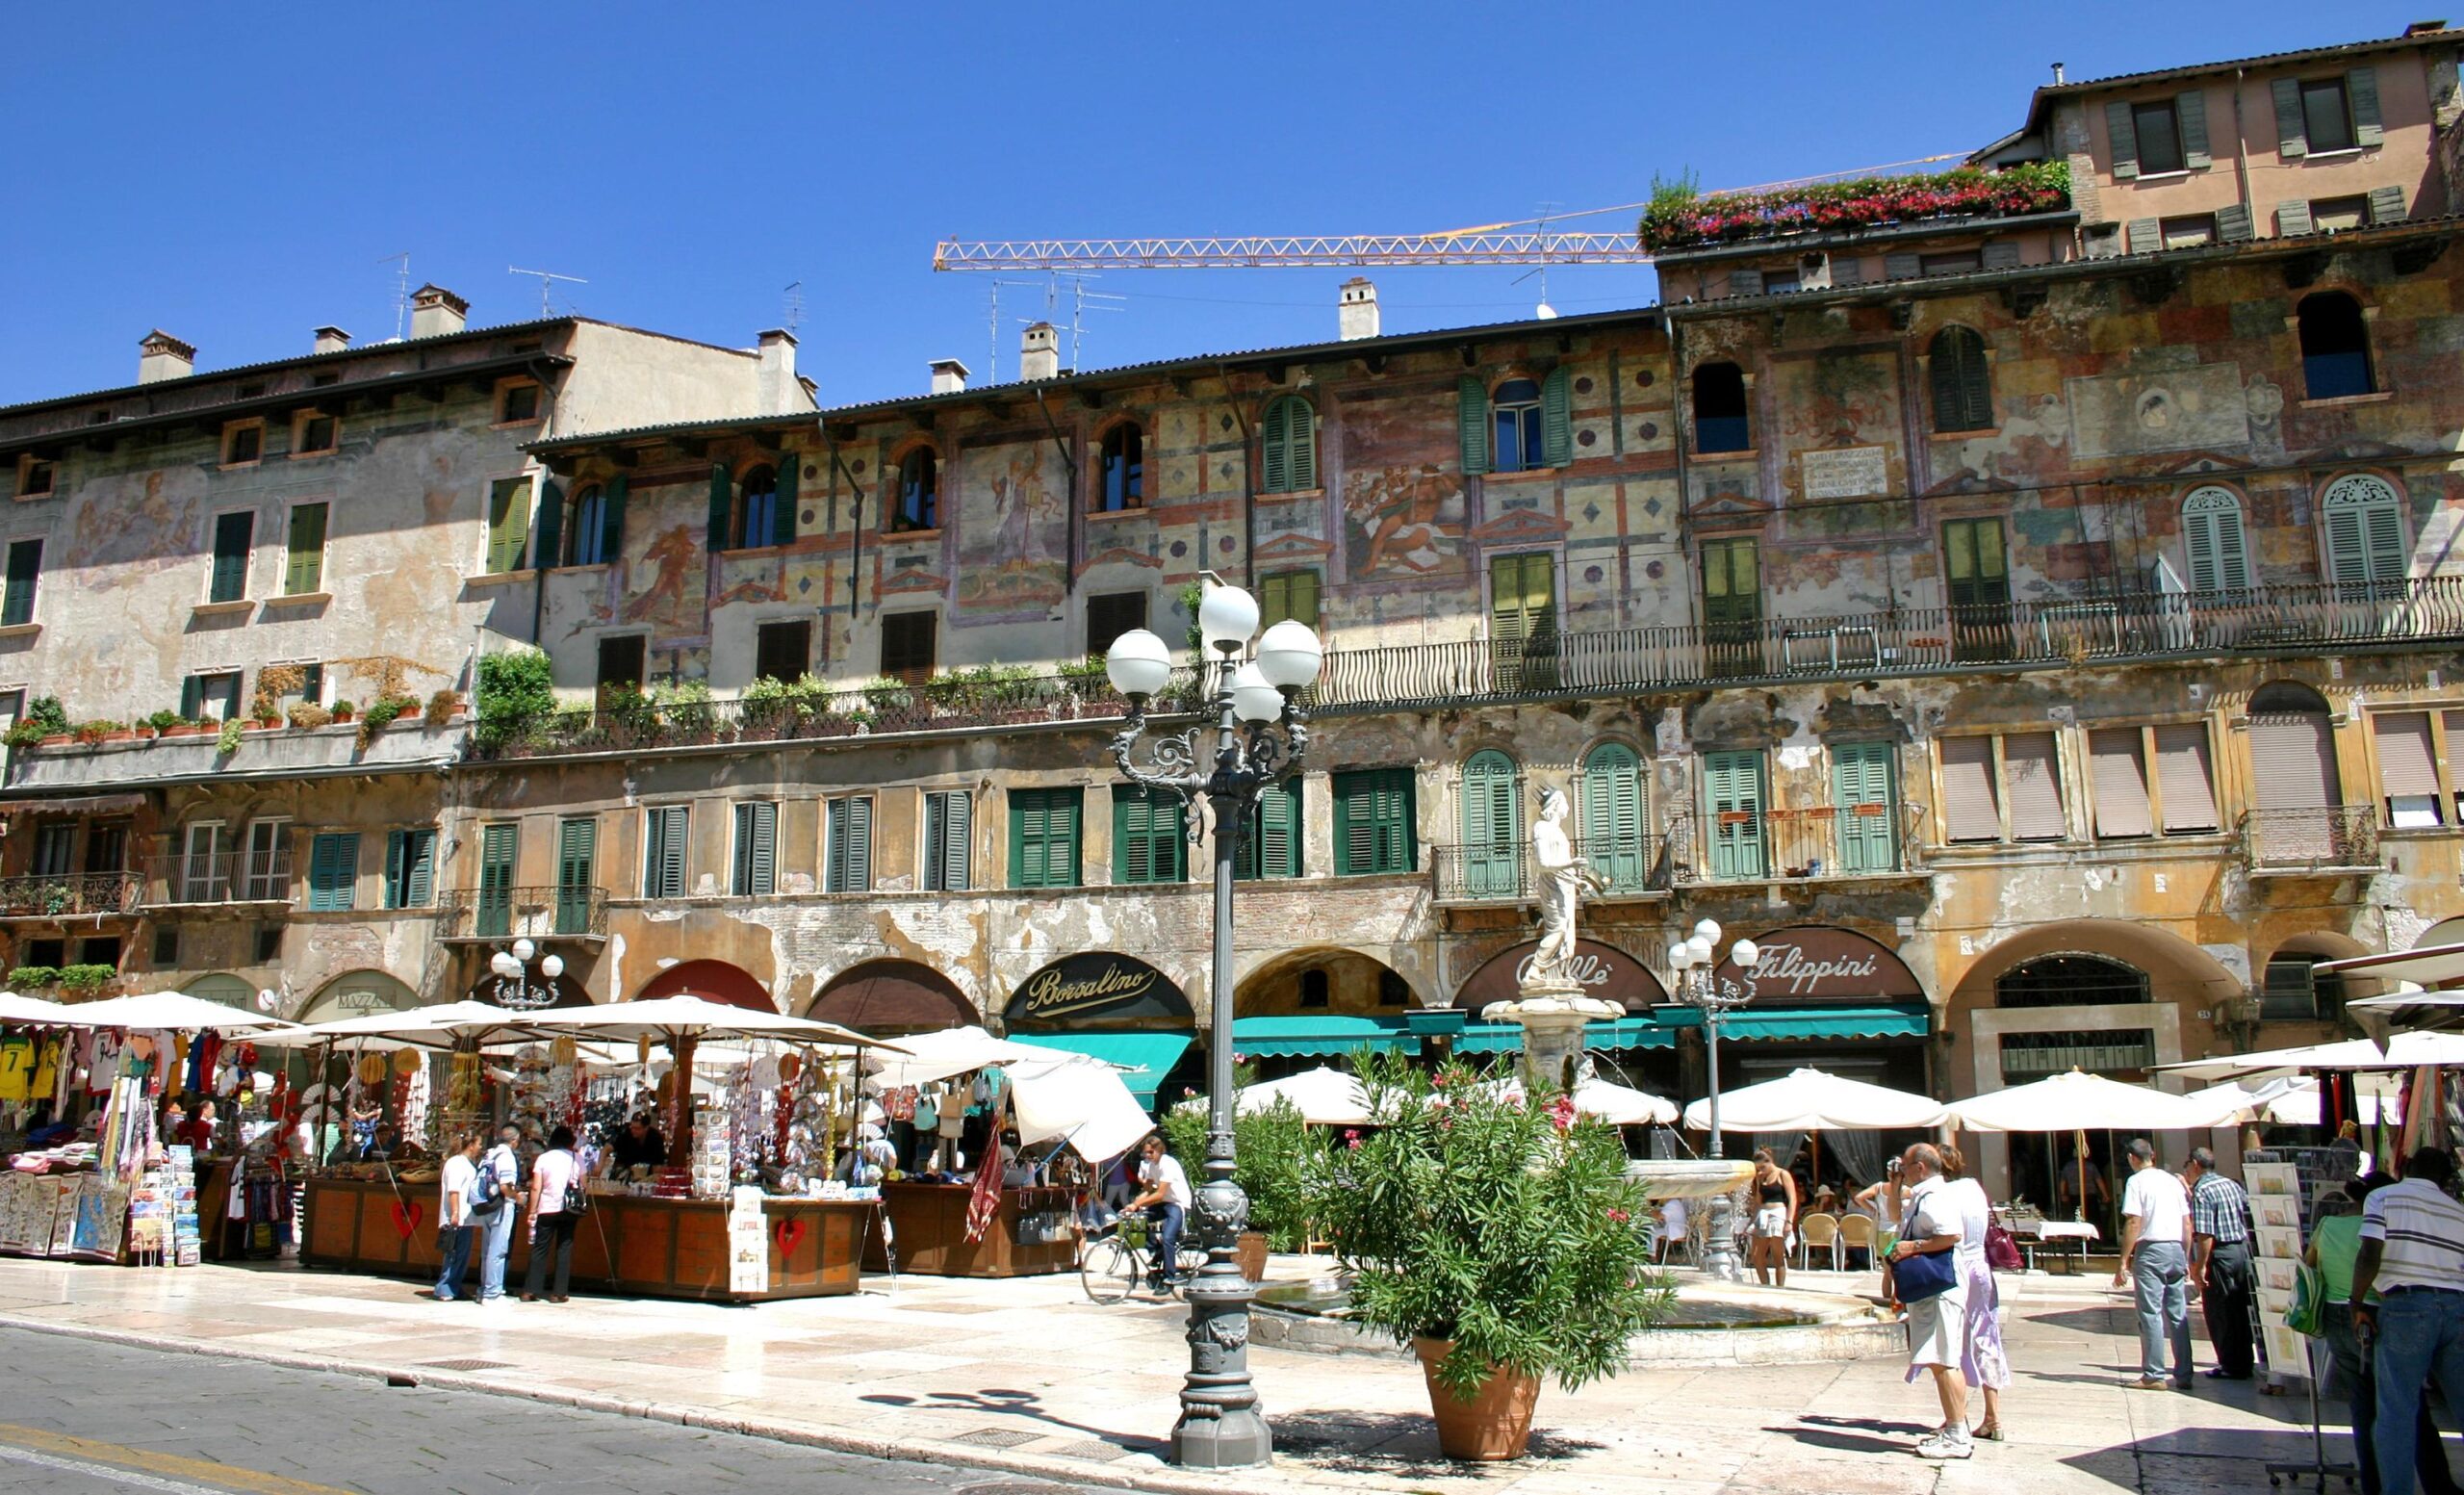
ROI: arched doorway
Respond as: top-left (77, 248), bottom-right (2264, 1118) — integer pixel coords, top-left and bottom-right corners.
top-left (2259, 931), bottom-right (2371, 1028)
top-left (187, 972), bottom-right (262, 1013)
top-left (806, 961), bottom-right (974, 1036)
top-left (1232, 946), bottom-right (1424, 1081)
top-left (296, 969), bottom-right (421, 1024)
top-left (633, 959), bottom-right (774, 1012)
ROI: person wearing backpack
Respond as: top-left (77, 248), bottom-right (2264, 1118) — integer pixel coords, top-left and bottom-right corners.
top-left (473, 1124), bottom-right (521, 1302)
top-left (434, 1133), bottom-right (484, 1302)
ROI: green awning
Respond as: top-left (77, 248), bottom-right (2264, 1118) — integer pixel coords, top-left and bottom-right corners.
top-left (1229, 1016), bottom-right (1414, 1059)
top-left (1652, 1002), bottom-right (1931, 1042)
top-left (1455, 1017), bottom-right (1678, 1053)
top-left (1007, 1033), bottom-right (1194, 1105)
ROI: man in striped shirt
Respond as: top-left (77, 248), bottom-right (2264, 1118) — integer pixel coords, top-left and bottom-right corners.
top-left (2353, 1147), bottom-right (2464, 1495)
top-left (2187, 1147), bottom-right (2256, 1380)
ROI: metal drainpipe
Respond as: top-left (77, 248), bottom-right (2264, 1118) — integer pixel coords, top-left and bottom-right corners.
top-left (2231, 67), bottom-right (2254, 225)
top-left (525, 358), bottom-right (562, 648)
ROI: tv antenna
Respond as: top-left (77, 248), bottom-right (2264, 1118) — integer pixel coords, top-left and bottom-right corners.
top-left (508, 266), bottom-right (588, 317)
top-left (985, 278), bottom-right (1040, 383)
top-left (378, 252), bottom-right (411, 339)
top-left (782, 281), bottom-right (806, 336)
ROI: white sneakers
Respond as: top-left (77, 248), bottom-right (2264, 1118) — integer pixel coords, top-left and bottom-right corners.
top-left (1914, 1428), bottom-right (1974, 1460)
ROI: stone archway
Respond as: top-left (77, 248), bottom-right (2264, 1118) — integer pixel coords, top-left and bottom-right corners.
top-left (631, 959), bottom-right (775, 1012)
top-left (806, 960), bottom-right (976, 1036)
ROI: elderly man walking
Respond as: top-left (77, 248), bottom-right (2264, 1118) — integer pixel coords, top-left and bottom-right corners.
top-left (2114, 1137), bottom-right (2194, 1389)
top-left (1892, 1143), bottom-right (1971, 1460)
top-left (2187, 1147), bottom-right (2256, 1380)
top-left (2352, 1147), bottom-right (2464, 1495)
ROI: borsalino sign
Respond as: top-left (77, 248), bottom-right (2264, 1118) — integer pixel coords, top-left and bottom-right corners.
top-left (1712, 925), bottom-right (1923, 1001)
top-left (1003, 953), bottom-right (1194, 1031)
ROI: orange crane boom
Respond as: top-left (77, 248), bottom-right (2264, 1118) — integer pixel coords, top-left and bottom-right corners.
top-left (931, 231), bottom-right (1654, 271)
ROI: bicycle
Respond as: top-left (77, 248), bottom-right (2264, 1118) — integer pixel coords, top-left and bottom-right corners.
top-left (1078, 1211), bottom-right (1187, 1304)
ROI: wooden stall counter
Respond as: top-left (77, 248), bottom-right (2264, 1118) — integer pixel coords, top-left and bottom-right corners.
top-left (302, 1175), bottom-right (871, 1302)
top-left (860, 1181), bottom-right (1078, 1277)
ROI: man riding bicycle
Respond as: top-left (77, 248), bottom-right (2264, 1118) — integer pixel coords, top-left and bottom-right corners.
top-left (1126, 1134), bottom-right (1193, 1290)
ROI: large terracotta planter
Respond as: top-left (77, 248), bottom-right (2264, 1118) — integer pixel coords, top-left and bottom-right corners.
top-left (1413, 1337), bottom-right (1540, 1462)
top-left (1236, 1229), bottom-right (1270, 1283)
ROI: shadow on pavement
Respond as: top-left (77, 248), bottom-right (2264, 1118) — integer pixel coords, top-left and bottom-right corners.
top-left (860, 1385), bottom-right (1164, 1458)
top-left (1270, 1409), bottom-right (1604, 1473)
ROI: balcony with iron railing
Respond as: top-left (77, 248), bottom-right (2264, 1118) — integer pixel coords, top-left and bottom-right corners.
top-left (2241, 807), bottom-right (2381, 876)
top-left (143, 850), bottom-right (295, 908)
top-left (0, 870), bottom-right (146, 920)
top-left (438, 884), bottom-right (610, 942)
top-left (1670, 804), bottom-right (1925, 886)
top-left (1430, 834), bottom-right (1679, 904)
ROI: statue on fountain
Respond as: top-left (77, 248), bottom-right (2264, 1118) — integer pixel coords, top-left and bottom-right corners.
top-left (1530, 787), bottom-right (1607, 988)
top-left (1481, 787), bottom-right (1620, 1091)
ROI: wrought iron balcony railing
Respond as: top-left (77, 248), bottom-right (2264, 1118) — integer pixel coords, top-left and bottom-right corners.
top-left (144, 851), bottom-right (294, 906)
top-left (439, 884), bottom-right (609, 941)
top-left (1431, 833), bottom-right (1680, 903)
top-left (1663, 805), bottom-right (1925, 886)
top-left (0, 871), bottom-right (145, 918)
top-left (2241, 807), bottom-right (2381, 875)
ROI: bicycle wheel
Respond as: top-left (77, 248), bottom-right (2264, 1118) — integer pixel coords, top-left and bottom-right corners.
top-left (1079, 1236), bottom-right (1139, 1304)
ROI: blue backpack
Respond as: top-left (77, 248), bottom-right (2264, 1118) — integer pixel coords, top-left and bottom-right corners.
top-left (469, 1155), bottom-right (507, 1216)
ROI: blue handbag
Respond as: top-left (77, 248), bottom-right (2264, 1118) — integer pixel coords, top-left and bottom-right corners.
top-left (1894, 1245), bottom-right (1960, 1302)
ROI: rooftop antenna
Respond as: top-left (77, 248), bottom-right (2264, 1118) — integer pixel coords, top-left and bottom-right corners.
top-left (1525, 201), bottom-right (1564, 318)
top-left (986, 278), bottom-right (1040, 383)
top-left (1057, 271), bottom-right (1124, 370)
top-left (378, 252), bottom-right (411, 340)
top-left (508, 265), bottom-right (588, 318)
top-left (782, 281), bottom-right (806, 336)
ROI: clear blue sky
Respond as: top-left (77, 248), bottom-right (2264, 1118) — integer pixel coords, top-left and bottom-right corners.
top-left (0, 2), bottom-right (2431, 409)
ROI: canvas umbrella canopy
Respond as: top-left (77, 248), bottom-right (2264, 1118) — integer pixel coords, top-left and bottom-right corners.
top-left (0, 992), bottom-right (64, 1023)
top-left (1681, 1067), bottom-right (1948, 1132)
top-left (860, 1024), bottom-right (1058, 1088)
top-left (1007, 1052), bottom-right (1155, 1163)
top-left (2154, 1036), bottom-right (2395, 1084)
top-left (1947, 1069), bottom-right (2223, 1132)
top-left (1477, 1074), bottom-right (1680, 1126)
top-left (250, 1000), bottom-right (547, 1050)
top-left (49, 990), bottom-right (302, 1036)
top-left (1170, 1066), bottom-right (1377, 1126)
top-left (500, 994), bottom-right (895, 1049)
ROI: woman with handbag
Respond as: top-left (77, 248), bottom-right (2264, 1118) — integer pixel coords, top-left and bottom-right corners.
top-left (521, 1125), bottom-right (581, 1303)
top-left (1891, 1143), bottom-right (1972, 1461)
top-left (1938, 1144), bottom-right (2013, 1442)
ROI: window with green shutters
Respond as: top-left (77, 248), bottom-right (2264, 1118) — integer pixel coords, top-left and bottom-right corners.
top-left (642, 806), bottom-right (688, 898)
top-left (209, 511), bottom-right (253, 602)
top-left (732, 802), bottom-right (778, 897)
top-left (1831, 741), bottom-right (1899, 874)
top-left (1463, 369), bottom-right (1573, 476)
top-left (2181, 486), bottom-right (2252, 594)
top-left (384, 828), bottom-right (436, 909)
top-left (476, 823), bottom-right (518, 936)
top-left (485, 477), bottom-right (530, 575)
top-left (1459, 750), bottom-right (1523, 896)
top-left (1260, 569), bottom-right (1321, 630)
top-left (306, 832), bottom-right (360, 912)
top-left (284, 503), bottom-right (327, 595)
top-left (1, 538), bottom-right (39, 628)
top-left (1334, 768), bottom-right (1416, 876)
top-left (2322, 473), bottom-right (2407, 590)
top-left (1702, 750), bottom-right (1768, 881)
top-left (1941, 517), bottom-right (2012, 661)
top-left (1009, 787), bottom-right (1083, 889)
top-left (826, 796), bottom-right (873, 893)
top-left (923, 790), bottom-right (972, 891)
top-left (1112, 786), bottom-right (1187, 885)
top-left (1238, 778), bottom-right (1303, 880)
top-left (1579, 742), bottom-right (1648, 890)
top-left (1490, 553), bottom-right (1556, 693)
top-left (554, 817), bottom-right (596, 933)
top-left (1927, 327), bottom-right (1992, 433)
top-left (567, 477), bottom-right (626, 566)
top-left (1260, 396), bottom-right (1316, 494)
top-left (1701, 535), bottom-right (1760, 677)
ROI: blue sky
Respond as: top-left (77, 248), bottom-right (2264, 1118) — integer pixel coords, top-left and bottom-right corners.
top-left (0, 3), bottom-right (2430, 409)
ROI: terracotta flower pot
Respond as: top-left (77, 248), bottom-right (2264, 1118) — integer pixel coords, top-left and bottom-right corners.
top-left (1236, 1229), bottom-right (1270, 1283)
top-left (1413, 1337), bottom-right (1540, 1462)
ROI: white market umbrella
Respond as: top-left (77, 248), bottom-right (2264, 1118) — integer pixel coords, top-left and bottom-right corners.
top-left (0, 992), bottom-right (64, 1023)
top-left (501, 994), bottom-right (895, 1049)
top-left (49, 990), bottom-right (302, 1036)
top-left (1681, 1066), bottom-right (1947, 1132)
top-left (1475, 1074), bottom-right (1679, 1126)
top-left (250, 1000), bottom-right (545, 1050)
top-left (1177, 1066), bottom-right (1377, 1126)
top-left (1007, 1053), bottom-right (1155, 1163)
top-left (1948, 1069), bottom-right (2220, 1133)
top-left (861, 1025), bottom-right (1055, 1088)
top-left (2155, 1036), bottom-right (2395, 1084)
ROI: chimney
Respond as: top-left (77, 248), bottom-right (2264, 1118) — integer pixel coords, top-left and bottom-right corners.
top-left (408, 284), bottom-right (469, 339)
top-left (929, 357), bottom-right (970, 395)
top-left (1019, 322), bottom-right (1060, 382)
top-left (313, 325), bottom-right (351, 355)
top-left (1339, 277), bottom-right (1381, 341)
top-left (757, 329), bottom-right (798, 411)
top-left (2051, 61), bottom-right (2066, 85)
top-left (138, 330), bottom-right (195, 385)
top-left (2406, 21), bottom-right (2451, 38)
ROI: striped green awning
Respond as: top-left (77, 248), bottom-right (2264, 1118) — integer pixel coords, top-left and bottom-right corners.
top-left (1455, 1017), bottom-right (1679, 1053)
top-left (1006, 1033), bottom-right (1194, 1105)
top-left (1229, 1016), bottom-right (1414, 1058)
top-left (1653, 1002), bottom-right (1932, 1041)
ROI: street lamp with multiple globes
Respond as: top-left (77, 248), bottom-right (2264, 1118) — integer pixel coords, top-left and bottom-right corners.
top-left (487, 939), bottom-right (565, 1010)
top-left (1103, 578), bottom-right (1322, 1470)
top-left (1665, 918), bottom-right (1759, 1161)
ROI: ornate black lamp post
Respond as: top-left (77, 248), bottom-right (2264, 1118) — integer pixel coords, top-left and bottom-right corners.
top-left (1669, 918), bottom-right (1758, 1281)
top-left (1104, 580), bottom-right (1322, 1469)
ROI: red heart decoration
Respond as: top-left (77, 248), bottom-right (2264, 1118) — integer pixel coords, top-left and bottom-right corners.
top-left (391, 1199), bottom-right (424, 1241)
top-left (773, 1218), bottom-right (808, 1259)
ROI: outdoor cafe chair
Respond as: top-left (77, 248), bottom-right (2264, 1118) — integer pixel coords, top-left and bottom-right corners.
top-left (1796, 1211), bottom-right (1840, 1271)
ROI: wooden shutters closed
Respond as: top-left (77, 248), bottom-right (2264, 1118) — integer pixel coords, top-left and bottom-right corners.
top-left (555, 817), bottom-right (597, 933)
top-left (1701, 536), bottom-right (1760, 677)
top-left (1580, 743), bottom-right (1647, 889)
top-left (1009, 787), bottom-right (1083, 889)
top-left (1112, 787), bottom-right (1185, 885)
top-left (1489, 554), bottom-right (1555, 693)
top-left (1261, 396), bottom-right (1315, 494)
top-left (306, 832), bottom-right (358, 912)
top-left (2090, 729), bottom-right (2155, 838)
top-left (1831, 741), bottom-right (1897, 872)
top-left (2181, 487), bottom-right (2252, 594)
top-left (1703, 750), bottom-right (1766, 880)
top-left (643, 806), bottom-right (688, 898)
top-left (1460, 750), bottom-right (1522, 895)
top-left (732, 802), bottom-right (778, 896)
top-left (211, 511), bottom-right (254, 602)
top-left (923, 790), bottom-right (971, 891)
top-left (826, 796), bottom-right (872, 893)
top-left (1943, 517), bottom-right (2013, 660)
top-left (1240, 779), bottom-right (1302, 880)
top-left (1334, 769), bottom-right (1415, 875)
top-left (285, 503), bottom-right (327, 596)
top-left (477, 823), bottom-right (518, 936)
top-left (2153, 724), bottom-right (2220, 832)
top-left (2004, 732), bottom-right (2066, 840)
top-left (2323, 476), bottom-right (2407, 589)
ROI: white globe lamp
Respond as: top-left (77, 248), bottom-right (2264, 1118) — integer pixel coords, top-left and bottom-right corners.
top-left (1230, 663), bottom-right (1283, 724)
top-left (1104, 628), bottom-right (1173, 700)
top-left (1197, 582), bottom-right (1260, 657)
top-left (1730, 940), bottom-right (1759, 970)
top-left (1666, 941), bottom-right (1692, 971)
top-left (1684, 935), bottom-right (1714, 967)
top-left (511, 938), bottom-right (536, 963)
top-left (1691, 918), bottom-right (1722, 946)
top-left (541, 954), bottom-right (565, 980)
top-left (1255, 619), bottom-right (1322, 691)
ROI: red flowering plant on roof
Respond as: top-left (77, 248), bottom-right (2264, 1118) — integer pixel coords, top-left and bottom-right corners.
top-left (1637, 161), bottom-right (2070, 253)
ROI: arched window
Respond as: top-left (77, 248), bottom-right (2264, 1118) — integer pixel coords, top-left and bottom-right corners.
top-left (736, 465), bottom-right (779, 550)
top-left (894, 449), bottom-right (937, 532)
top-left (1459, 750), bottom-right (1523, 897)
top-left (2251, 680), bottom-right (2333, 715)
top-left (1927, 326), bottom-right (1993, 432)
top-left (568, 484), bottom-right (608, 566)
top-left (1097, 424), bottom-right (1142, 512)
top-left (2297, 292), bottom-right (2374, 400)
top-left (2320, 473), bottom-right (2406, 588)
top-left (1260, 395), bottom-right (1316, 494)
top-left (1579, 741), bottom-right (1648, 890)
top-left (2260, 952), bottom-right (2346, 1022)
top-left (2179, 485), bottom-right (2251, 594)
top-left (1692, 362), bottom-right (1749, 453)
top-left (1994, 953), bottom-right (2152, 1008)
top-left (1491, 378), bottom-right (1544, 472)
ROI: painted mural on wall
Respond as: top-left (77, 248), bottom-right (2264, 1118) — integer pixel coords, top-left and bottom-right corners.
top-left (1341, 387), bottom-right (1468, 583)
top-left (623, 524), bottom-right (706, 637)
top-left (1774, 348), bottom-right (1907, 541)
top-left (956, 442), bottom-right (1065, 620)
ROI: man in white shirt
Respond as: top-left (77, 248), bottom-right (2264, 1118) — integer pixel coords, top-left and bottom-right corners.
top-left (1892, 1143), bottom-right (1970, 1460)
top-left (2351, 1147), bottom-right (2464, 1495)
top-left (2113, 1137), bottom-right (2194, 1389)
top-left (1128, 1134), bottom-right (1194, 1290)
top-left (434, 1133), bottom-right (482, 1302)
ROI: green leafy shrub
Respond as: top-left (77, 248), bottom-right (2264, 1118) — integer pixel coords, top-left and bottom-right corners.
top-left (1162, 1073), bottom-right (1321, 1251)
top-left (1060, 655), bottom-right (1112, 697)
top-left (145, 709), bottom-right (191, 732)
top-left (57, 964), bottom-right (116, 992)
top-left (24, 697), bottom-right (67, 736)
top-left (858, 679), bottom-right (912, 715)
top-left (72, 720), bottom-right (122, 743)
top-left (652, 680), bottom-right (715, 735)
top-left (474, 648), bottom-right (553, 750)
top-left (8, 966), bottom-right (60, 989)
top-left (217, 718), bottom-right (246, 756)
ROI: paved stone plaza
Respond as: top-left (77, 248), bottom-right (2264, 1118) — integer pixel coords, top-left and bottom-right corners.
top-left (0, 1255), bottom-right (2346, 1495)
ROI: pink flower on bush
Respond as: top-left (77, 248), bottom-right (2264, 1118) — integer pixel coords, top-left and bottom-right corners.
top-left (1546, 1095), bottom-right (1578, 1132)
top-left (1607, 1207), bottom-right (1630, 1224)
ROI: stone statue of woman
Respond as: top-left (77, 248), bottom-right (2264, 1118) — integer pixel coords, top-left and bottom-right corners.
top-left (1529, 787), bottom-right (1605, 988)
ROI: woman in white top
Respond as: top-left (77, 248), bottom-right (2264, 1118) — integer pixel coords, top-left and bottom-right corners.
top-left (1937, 1143), bottom-right (2011, 1440)
top-left (522, 1125), bottom-right (581, 1302)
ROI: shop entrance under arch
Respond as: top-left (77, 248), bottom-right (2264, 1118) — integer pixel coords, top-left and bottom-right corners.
top-left (1231, 947), bottom-right (1422, 1080)
top-left (632, 959), bottom-right (775, 1012)
top-left (806, 960), bottom-right (975, 1036)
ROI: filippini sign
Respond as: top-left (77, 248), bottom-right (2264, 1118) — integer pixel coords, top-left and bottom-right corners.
top-left (1004, 952), bottom-right (1193, 1031)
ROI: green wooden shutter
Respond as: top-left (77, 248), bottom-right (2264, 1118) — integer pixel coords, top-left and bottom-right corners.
top-left (1260, 399), bottom-right (1289, 494)
top-left (602, 474), bottom-right (629, 562)
top-left (2369, 184), bottom-right (2408, 225)
top-left (1460, 751), bottom-right (1520, 895)
top-left (1457, 376), bottom-right (1490, 476)
top-left (307, 832), bottom-right (357, 911)
top-left (1010, 788), bottom-right (1080, 888)
top-left (533, 480), bottom-right (564, 573)
top-left (2105, 100), bottom-right (2140, 179)
top-left (1581, 743), bottom-right (1646, 890)
top-left (179, 676), bottom-right (203, 719)
top-left (706, 464), bottom-right (733, 552)
top-left (1490, 553), bottom-right (1555, 692)
top-left (478, 823), bottom-right (517, 935)
top-left (734, 802), bottom-right (776, 896)
top-left (406, 829), bottom-right (435, 908)
top-left (1703, 751), bottom-right (1766, 881)
top-left (2325, 503), bottom-right (2369, 585)
top-left (845, 796), bottom-right (871, 891)
top-left (826, 797), bottom-right (848, 891)
top-left (644, 806), bottom-right (686, 898)
top-left (2349, 66), bottom-right (2383, 148)
top-left (284, 503), bottom-right (326, 595)
top-left (2272, 76), bottom-right (2309, 159)
top-left (211, 511), bottom-right (253, 601)
top-left (926, 790), bottom-right (972, 891)
top-left (384, 830), bottom-right (407, 908)
top-left (1263, 778), bottom-right (1299, 878)
top-left (1114, 787), bottom-right (1182, 885)
top-left (1, 539), bottom-right (38, 627)
top-left (774, 457), bottom-right (800, 544)
top-left (1930, 330), bottom-right (1989, 432)
top-left (1832, 741), bottom-right (1898, 874)
top-left (555, 817), bottom-right (595, 932)
top-left (1336, 767), bottom-right (1414, 875)
top-left (485, 480), bottom-right (530, 574)
top-left (2177, 90), bottom-right (2212, 169)
top-left (1287, 399), bottom-right (1316, 492)
top-left (2365, 502), bottom-right (2408, 585)
top-left (1540, 367), bottom-right (1573, 467)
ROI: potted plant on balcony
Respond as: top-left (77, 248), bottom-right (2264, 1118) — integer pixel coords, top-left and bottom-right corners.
top-left (426, 688), bottom-right (464, 722)
top-left (1304, 1052), bottom-right (1668, 1461)
top-left (56, 963), bottom-right (116, 996)
top-left (7, 965), bottom-right (61, 992)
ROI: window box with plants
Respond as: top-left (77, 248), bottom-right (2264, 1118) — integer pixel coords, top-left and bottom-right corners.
top-left (4, 696), bottom-right (70, 751)
top-left (1303, 1052), bottom-right (1669, 1462)
top-left (11, 963), bottom-right (120, 999)
top-left (1637, 162), bottom-right (2070, 254)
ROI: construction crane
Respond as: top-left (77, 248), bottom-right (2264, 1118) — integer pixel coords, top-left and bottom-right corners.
top-left (930, 155), bottom-right (1964, 272)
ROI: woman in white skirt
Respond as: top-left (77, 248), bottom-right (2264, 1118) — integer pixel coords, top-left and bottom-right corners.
top-left (1936, 1143), bottom-right (2011, 1440)
top-left (1749, 1147), bottom-right (1800, 1287)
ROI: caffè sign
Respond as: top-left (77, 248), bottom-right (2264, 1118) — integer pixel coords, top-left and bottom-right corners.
top-left (1004, 953), bottom-right (1193, 1030)
top-left (1456, 939), bottom-right (1665, 1013)
top-left (1712, 925), bottom-right (1923, 1001)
